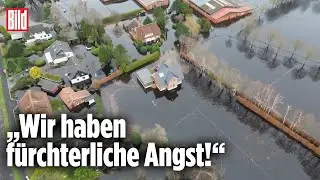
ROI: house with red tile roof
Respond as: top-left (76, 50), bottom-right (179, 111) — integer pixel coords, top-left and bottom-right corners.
top-left (131, 23), bottom-right (161, 44)
top-left (18, 90), bottom-right (53, 115)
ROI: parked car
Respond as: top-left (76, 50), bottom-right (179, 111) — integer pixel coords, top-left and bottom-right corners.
top-left (85, 44), bottom-right (93, 50)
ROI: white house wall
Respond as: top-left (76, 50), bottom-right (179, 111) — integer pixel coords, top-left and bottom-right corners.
top-left (25, 31), bottom-right (53, 45)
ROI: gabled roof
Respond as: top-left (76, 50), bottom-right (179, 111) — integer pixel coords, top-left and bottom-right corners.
top-left (135, 23), bottom-right (161, 41)
top-left (70, 69), bottom-right (90, 80)
top-left (126, 19), bottom-right (141, 32)
top-left (24, 24), bottom-right (51, 40)
top-left (37, 79), bottom-right (61, 94)
top-left (18, 90), bottom-right (53, 115)
top-left (153, 58), bottom-right (184, 88)
top-left (59, 87), bottom-right (91, 110)
top-left (44, 40), bottom-right (72, 60)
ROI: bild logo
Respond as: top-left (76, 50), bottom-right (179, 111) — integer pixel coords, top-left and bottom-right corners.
top-left (6, 8), bottom-right (29, 32)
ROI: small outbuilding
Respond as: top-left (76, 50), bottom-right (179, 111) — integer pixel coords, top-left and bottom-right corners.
top-left (136, 68), bottom-right (153, 89)
top-left (37, 78), bottom-right (62, 96)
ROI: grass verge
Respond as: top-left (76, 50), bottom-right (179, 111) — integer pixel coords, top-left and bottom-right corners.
top-left (0, 74), bottom-right (22, 180)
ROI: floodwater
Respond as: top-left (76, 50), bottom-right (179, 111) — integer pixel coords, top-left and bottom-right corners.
top-left (96, 0), bottom-right (320, 179)
top-left (101, 62), bottom-right (320, 180)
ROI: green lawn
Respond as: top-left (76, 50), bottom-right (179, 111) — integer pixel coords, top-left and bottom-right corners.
top-left (43, 73), bottom-right (62, 82)
top-left (95, 96), bottom-right (103, 118)
top-left (50, 99), bottom-right (64, 111)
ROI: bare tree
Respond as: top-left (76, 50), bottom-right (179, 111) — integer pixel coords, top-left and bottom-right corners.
top-left (135, 168), bottom-right (147, 180)
top-left (264, 30), bottom-right (279, 53)
top-left (248, 30), bottom-right (259, 55)
top-left (290, 110), bottom-right (304, 131)
top-left (269, 0), bottom-right (281, 8)
top-left (240, 16), bottom-right (256, 42)
top-left (256, 4), bottom-right (267, 20)
top-left (165, 169), bottom-right (183, 180)
top-left (267, 93), bottom-right (284, 113)
top-left (141, 124), bottom-right (168, 146)
top-left (186, 160), bottom-right (222, 180)
top-left (283, 105), bottom-right (292, 124)
top-left (69, 4), bottom-right (81, 30)
top-left (288, 39), bottom-right (304, 61)
top-left (298, 46), bottom-right (317, 72)
top-left (272, 36), bottom-right (284, 61)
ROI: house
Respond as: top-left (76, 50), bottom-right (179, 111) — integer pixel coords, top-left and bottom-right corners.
top-left (185, 0), bottom-right (252, 24)
top-left (18, 90), bottom-right (53, 115)
top-left (152, 59), bottom-right (184, 91)
top-left (44, 40), bottom-right (74, 66)
top-left (124, 19), bottom-right (141, 33)
top-left (37, 78), bottom-right (62, 95)
top-left (59, 87), bottom-right (95, 111)
top-left (132, 23), bottom-right (161, 44)
top-left (136, 68), bottom-right (154, 89)
top-left (68, 69), bottom-right (92, 89)
top-left (135, 0), bottom-right (169, 11)
top-left (10, 33), bottom-right (24, 40)
top-left (24, 24), bottom-right (53, 46)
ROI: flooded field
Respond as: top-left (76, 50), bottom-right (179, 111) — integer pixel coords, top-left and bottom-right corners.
top-left (101, 62), bottom-right (320, 179)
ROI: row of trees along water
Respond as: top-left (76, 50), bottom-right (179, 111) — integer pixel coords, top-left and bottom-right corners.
top-left (180, 37), bottom-right (320, 143)
top-left (222, 3), bottom-right (320, 81)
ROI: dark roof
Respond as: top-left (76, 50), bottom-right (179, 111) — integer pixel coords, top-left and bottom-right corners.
top-left (37, 79), bottom-right (61, 93)
top-left (44, 40), bottom-right (72, 60)
top-left (70, 69), bottom-right (90, 80)
top-left (126, 19), bottom-right (140, 32)
top-left (154, 59), bottom-right (184, 87)
top-left (24, 24), bottom-right (51, 40)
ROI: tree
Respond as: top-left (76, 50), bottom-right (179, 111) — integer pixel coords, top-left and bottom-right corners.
top-left (241, 16), bottom-right (256, 42)
top-left (143, 16), bottom-right (153, 25)
top-left (264, 30), bottom-right (279, 53)
top-left (153, 7), bottom-right (167, 31)
top-left (29, 66), bottom-right (42, 79)
top-left (30, 168), bottom-right (71, 180)
top-left (298, 47), bottom-right (317, 72)
top-left (73, 167), bottom-right (101, 180)
top-left (272, 37), bottom-right (284, 61)
top-left (140, 46), bottom-right (148, 54)
top-left (174, 0), bottom-right (192, 15)
top-left (141, 124), bottom-right (168, 146)
top-left (175, 22), bottom-right (191, 37)
top-left (198, 18), bottom-right (211, 33)
top-left (88, 28), bottom-right (99, 45)
top-left (5, 40), bottom-right (24, 58)
top-left (5, 0), bottom-right (25, 8)
top-left (113, 44), bottom-right (130, 70)
top-left (135, 168), bottom-right (147, 180)
top-left (130, 132), bottom-right (142, 148)
top-left (288, 39), bottom-right (304, 61)
top-left (43, 3), bottom-right (51, 21)
top-left (69, 4), bottom-right (81, 29)
top-left (6, 60), bottom-right (17, 76)
top-left (98, 44), bottom-right (113, 65)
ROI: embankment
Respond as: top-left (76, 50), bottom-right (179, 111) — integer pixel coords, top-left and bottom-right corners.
top-left (180, 52), bottom-right (320, 156)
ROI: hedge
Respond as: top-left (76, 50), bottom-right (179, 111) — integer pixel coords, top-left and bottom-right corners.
top-left (11, 76), bottom-right (38, 92)
top-left (50, 99), bottom-right (64, 111)
top-left (124, 51), bottom-right (160, 73)
top-left (102, 9), bottom-right (143, 25)
top-left (30, 39), bottom-right (55, 52)
top-left (33, 59), bottom-right (46, 67)
top-left (91, 47), bottom-right (99, 56)
top-left (43, 73), bottom-right (62, 82)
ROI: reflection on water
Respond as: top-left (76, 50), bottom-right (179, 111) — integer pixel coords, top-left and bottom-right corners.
top-left (111, 62), bottom-right (320, 180)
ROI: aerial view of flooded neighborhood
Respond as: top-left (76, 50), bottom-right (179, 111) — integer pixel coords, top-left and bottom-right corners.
top-left (0, 0), bottom-right (320, 179)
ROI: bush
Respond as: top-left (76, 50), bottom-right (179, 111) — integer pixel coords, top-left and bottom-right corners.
top-left (30, 39), bottom-right (55, 52)
top-left (102, 9), bottom-right (143, 25)
top-left (140, 46), bottom-right (148, 54)
top-left (151, 45), bottom-right (160, 53)
top-left (43, 73), bottom-right (62, 82)
top-left (124, 51), bottom-right (160, 73)
top-left (36, 51), bottom-right (43, 56)
top-left (91, 47), bottom-right (99, 56)
top-left (50, 99), bottom-right (64, 111)
top-left (29, 66), bottom-right (42, 79)
top-left (0, 26), bottom-right (11, 40)
top-left (11, 76), bottom-right (38, 92)
top-left (130, 132), bottom-right (142, 148)
top-left (5, 0), bottom-right (25, 8)
top-left (33, 59), bottom-right (46, 67)
top-left (23, 48), bottom-right (35, 57)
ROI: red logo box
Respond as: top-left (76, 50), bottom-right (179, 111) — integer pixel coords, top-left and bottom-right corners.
top-left (6, 8), bottom-right (29, 32)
